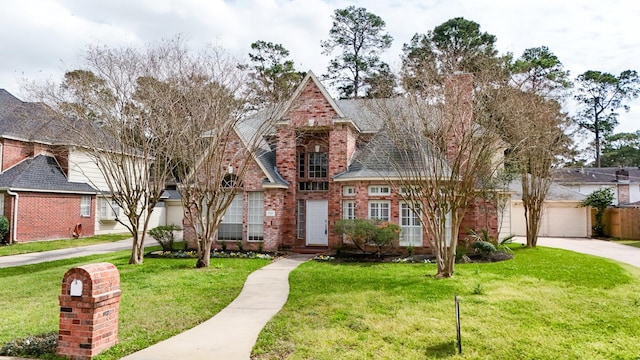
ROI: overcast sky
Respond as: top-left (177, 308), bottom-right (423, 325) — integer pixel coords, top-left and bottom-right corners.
top-left (1, 0), bottom-right (639, 132)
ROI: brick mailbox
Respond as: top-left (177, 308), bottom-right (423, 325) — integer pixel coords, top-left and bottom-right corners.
top-left (58, 262), bottom-right (121, 360)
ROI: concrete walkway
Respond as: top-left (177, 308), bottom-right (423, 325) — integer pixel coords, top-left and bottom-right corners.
top-left (121, 254), bottom-right (313, 360)
top-left (515, 236), bottom-right (640, 268)
top-left (0, 238), bottom-right (153, 268)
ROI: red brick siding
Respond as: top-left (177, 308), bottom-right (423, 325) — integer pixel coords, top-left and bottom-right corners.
top-left (10, 192), bottom-right (95, 242)
top-left (58, 263), bottom-right (121, 359)
top-left (2, 139), bottom-right (32, 171)
top-left (618, 183), bottom-right (630, 204)
top-left (459, 198), bottom-right (499, 240)
top-left (182, 130), bottom-right (284, 251)
top-left (288, 81), bottom-right (338, 127)
top-left (263, 189), bottom-right (285, 251)
top-left (444, 73), bottom-right (474, 164)
top-left (275, 126), bottom-right (297, 246)
top-left (331, 181), bottom-right (499, 253)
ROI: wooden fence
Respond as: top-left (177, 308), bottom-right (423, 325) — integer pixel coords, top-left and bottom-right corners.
top-left (594, 207), bottom-right (640, 239)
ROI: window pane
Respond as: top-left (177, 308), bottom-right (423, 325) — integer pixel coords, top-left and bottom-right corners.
top-left (297, 200), bottom-right (305, 239)
top-left (218, 195), bottom-right (243, 241)
top-left (298, 152), bottom-right (305, 178)
top-left (80, 196), bottom-right (91, 217)
top-left (400, 203), bottom-right (421, 246)
top-left (368, 201), bottom-right (389, 221)
top-left (248, 192), bottom-right (264, 241)
top-left (343, 200), bottom-right (355, 219)
top-left (308, 152), bottom-right (327, 178)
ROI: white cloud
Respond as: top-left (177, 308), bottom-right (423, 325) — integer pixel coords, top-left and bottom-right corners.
top-left (1, 0), bottom-right (639, 133)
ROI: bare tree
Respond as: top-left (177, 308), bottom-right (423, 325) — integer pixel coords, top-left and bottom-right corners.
top-left (479, 87), bottom-right (569, 247)
top-left (26, 40), bottom-right (186, 264)
top-left (476, 46), bottom-right (571, 248)
top-left (365, 73), bottom-right (504, 277)
top-left (151, 47), bottom-right (275, 268)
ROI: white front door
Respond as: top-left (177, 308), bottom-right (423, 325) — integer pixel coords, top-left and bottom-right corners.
top-left (306, 200), bottom-right (328, 246)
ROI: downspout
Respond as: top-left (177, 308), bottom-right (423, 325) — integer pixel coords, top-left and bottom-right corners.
top-left (6, 189), bottom-right (18, 244)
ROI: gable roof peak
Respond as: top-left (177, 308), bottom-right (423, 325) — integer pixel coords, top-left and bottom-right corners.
top-left (277, 70), bottom-right (345, 120)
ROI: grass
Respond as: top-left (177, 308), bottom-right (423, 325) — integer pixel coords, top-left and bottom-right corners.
top-left (253, 246), bottom-right (640, 359)
top-left (0, 233), bottom-right (132, 257)
top-left (0, 248), bottom-right (270, 359)
top-left (612, 239), bottom-right (640, 249)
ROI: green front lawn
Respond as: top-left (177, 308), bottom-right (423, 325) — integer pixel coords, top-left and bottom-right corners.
top-left (0, 233), bottom-right (132, 257)
top-left (253, 247), bottom-right (640, 359)
top-left (612, 239), bottom-right (640, 249)
top-left (0, 249), bottom-right (270, 359)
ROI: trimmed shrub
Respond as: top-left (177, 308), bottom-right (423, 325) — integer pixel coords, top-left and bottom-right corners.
top-left (0, 215), bottom-right (9, 244)
top-left (0, 332), bottom-right (58, 357)
top-left (148, 224), bottom-right (182, 251)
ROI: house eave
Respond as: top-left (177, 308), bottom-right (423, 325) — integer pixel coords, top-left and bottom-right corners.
top-left (262, 183), bottom-right (289, 189)
top-left (0, 187), bottom-right (97, 195)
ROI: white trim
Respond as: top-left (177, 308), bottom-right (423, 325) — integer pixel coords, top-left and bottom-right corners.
top-left (342, 186), bottom-right (356, 196)
top-left (368, 185), bottom-right (391, 196)
top-left (80, 195), bottom-right (91, 217)
top-left (399, 202), bottom-right (422, 247)
top-left (0, 187), bottom-right (96, 195)
top-left (247, 191), bottom-right (264, 242)
top-left (343, 200), bottom-right (356, 220)
top-left (368, 200), bottom-right (390, 221)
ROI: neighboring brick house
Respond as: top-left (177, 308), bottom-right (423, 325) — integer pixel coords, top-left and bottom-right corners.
top-left (553, 167), bottom-right (640, 206)
top-left (0, 89), bottom-right (183, 242)
top-left (0, 89), bottom-right (98, 242)
top-left (185, 71), bottom-right (499, 253)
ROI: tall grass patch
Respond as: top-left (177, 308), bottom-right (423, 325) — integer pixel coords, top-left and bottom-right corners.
top-left (253, 247), bottom-right (640, 359)
top-left (0, 250), bottom-right (269, 359)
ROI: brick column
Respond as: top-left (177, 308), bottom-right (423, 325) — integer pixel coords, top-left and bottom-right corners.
top-left (58, 262), bottom-right (121, 360)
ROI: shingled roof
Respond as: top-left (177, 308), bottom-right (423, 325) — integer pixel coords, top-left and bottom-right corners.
top-left (508, 179), bottom-right (585, 201)
top-left (0, 89), bottom-right (74, 145)
top-left (0, 154), bottom-right (96, 193)
top-left (553, 167), bottom-right (640, 184)
top-left (334, 129), bottom-right (449, 181)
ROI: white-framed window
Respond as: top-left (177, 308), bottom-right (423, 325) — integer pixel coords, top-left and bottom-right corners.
top-left (0, 194), bottom-right (4, 214)
top-left (368, 185), bottom-right (390, 196)
top-left (343, 186), bottom-right (356, 196)
top-left (80, 196), bottom-right (91, 217)
top-left (399, 186), bottom-right (420, 196)
top-left (218, 195), bottom-right (243, 241)
top-left (343, 200), bottom-right (356, 219)
top-left (436, 209), bottom-right (453, 245)
top-left (308, 152), bottom-right (328, 178)
top-left (368, 200), bottom-right (390, 221)
top-left (98, 197), bottom-right (120, 220)
top-left (247, 192), bottom-right (264, 241)
top-left (297, 200), bottom-right (305, 239)
top-left (400, 202), bottom-right (422, 246)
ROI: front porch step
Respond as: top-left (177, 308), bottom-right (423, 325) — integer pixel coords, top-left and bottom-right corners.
top-left (291, 246), bottom-right (329, 254)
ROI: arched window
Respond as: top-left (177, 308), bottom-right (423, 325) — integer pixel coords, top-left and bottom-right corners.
top-left (222, 174), bottom-right (241, 188)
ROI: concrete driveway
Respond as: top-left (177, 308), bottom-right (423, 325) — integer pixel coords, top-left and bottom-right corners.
top-left (515, 236), bottom-right (640, 268)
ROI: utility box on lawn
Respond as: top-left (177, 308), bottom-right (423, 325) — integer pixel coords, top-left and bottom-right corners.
top-left (58, 262), bottom-right (121, 360)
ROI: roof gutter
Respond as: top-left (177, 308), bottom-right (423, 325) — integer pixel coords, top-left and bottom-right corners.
top-left (5, 189), bottom-right (18, 244)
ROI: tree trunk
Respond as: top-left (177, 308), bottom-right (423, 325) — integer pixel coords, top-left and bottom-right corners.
top-left (436, 226), bottom-right (458, 278)
top-left (524, 198), bottom-right (543, 248)
top-left (195, 237), bottom-right (212, 268)
top-left (129, 232), bottom-right (144, 264)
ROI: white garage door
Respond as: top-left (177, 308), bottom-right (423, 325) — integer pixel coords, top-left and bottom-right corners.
top-left (511, 201), bottom-right (590, 237)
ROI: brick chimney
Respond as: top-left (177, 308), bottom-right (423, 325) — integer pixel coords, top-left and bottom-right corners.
top-left (616, 169), bottom-right (630, 204)
top-left (444, 72), bottom-right (474, 163)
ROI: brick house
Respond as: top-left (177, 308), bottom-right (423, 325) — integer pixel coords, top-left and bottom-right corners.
top-left (0, 89), bottom-right (98, 242)
top-left (0, 89), bottom-right (183, 242)
top-left (184, 71), bottom-right (499, 253)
